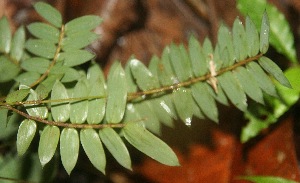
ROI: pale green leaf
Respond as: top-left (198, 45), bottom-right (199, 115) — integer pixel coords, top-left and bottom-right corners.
top-left (60, 68), bottom-right (81, 83)
top-left (38, 74), bottom-right (63, 95)
top-left (217, 25), bottom-right (235, 66)
top-left (17, 119), bottom-right (37, 156)
top-left (35, 84), bottom-right (49, 100)
top-left (10, 26), bottom-right (25, 61)
top-left (87, 62), bottom-right (105, 85)
top-left (65, 15), bottom-right (102, 35)
top-left (246, 16), bottom-right (260, 57)
top-left (218, 72), bottom-right (247, 111)
top-left (192, 82), bottom-right (218, 122)
top-left (60, 128), bottom-right (79, 175)
top-left (260, 12), bottom-right (269, 54)
top-left (99, 128), bottom-right (131, 170)
top-left (51, 80), bottom-right (70, 122)
top-left (106, 62), bottom-right (127, 123)
top-left (123, 122), bottom-right (179, 166)
top-left (27, 22), bottom-right (59, 43)
top-left (169, 44), bottom-right (192, 82)
top-left (87, 79), bottom-right (106, 124)
top-left (232, 17), bottom-right (248, 61)
top-left (0, 56), bottom-right (20, 82)
top-left (62, 31), bottom-right (99, 51)
top-left (80, 129), bottom-right (106, 174)
top-left (25, 88), bottom-right (48, 119)
top-left (130, 58), bottom-right (159, 91)
top-left (233, 67), bottom-right (264, 104)
top-left (247, 62), bottom-right (277, 97)
top-left (25, 39), bottom-right (56, 59)
top-left (5, 89), bottom-right (30, 104)
top-left (58, 50), bottom-right (94, 67)
top-left (34, 2), bottom-right (62, 28)
top-left (188, 35), bottom-right (207, 77)
top-left (21, 57), bottom-right (50, 74)
top-left (70, 80), bottom-right (88, 124)
top-left (207, 83), bottom-right (229, 106)
top-left (157, 47), bottom-right (177, 86)
top-left (239, 176), bottom-right (298, 183)
top-left (0, 16), bottom-right (11, 53)
top-left (173, 88), bottom-right (194, 126)
top-left (38, 125), bottom-right (60, 167)
top-left (151, 96), bottom-right (175, 128)
top-left (258, 56), bottom-right (291, 88)
top-left (15, 71), bottom-right (40, 86)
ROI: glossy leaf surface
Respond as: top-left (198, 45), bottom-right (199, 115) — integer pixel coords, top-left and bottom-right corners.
top-left (17, 119), bottom-right (37, 156)
top-left (6, 89), bottom-right (30, 104)
top-left (51, 80), bottom-right (70, 122)
top-left (10, 26), bottom-right (25, 61)
top-left (70, 80), bottom-right (88, 124)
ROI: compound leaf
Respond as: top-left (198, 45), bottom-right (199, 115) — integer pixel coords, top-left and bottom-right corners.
top-left (17, 119), bottom-right (37, 156)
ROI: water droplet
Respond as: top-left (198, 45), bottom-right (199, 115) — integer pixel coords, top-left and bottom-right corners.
top-left (185, 118), bottom-right (192, 126)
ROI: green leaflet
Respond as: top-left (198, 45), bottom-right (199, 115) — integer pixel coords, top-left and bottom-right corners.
top-left (60, 128), bottom-right (79, 175)
top-left (25, 39), bottom-right (57, 59)
top-left (0, 16), bottom-right (11, 53)
top-left (106, 62), bottom-right (127, 123)
top-left (260, 12), bottom-right (270, 54)
top-left (238, 176), bottom-right (298, 183)
top-left (188, 35), bottom-right (207, 76)
top-left (60, 68), bottom-right (81, 83)
top-left (15, 72), bottom-right (41, 86)
top-left (87, 62), bottom-right (105, 85)
top-left (130, 58), bottom-right (160, 91)
top-left (58, 50), bottom-right (94, 67)
top-left (38, 125), bottom-right (60, 167)
top-left (173, 88), bottom-right (194, 126)
top-left (246, 16), bottom-right (260, 57)
top-left (17, 119), bottom-right (37, 156)
top-left (258, 56), bottom-right (291, 88)
top-left (80, 129), bottom-right (106, 174)
top-left (233, 67), bottom-right (264, 104)
top-left (123, 122), bottom-right (179, 166)
top-left (65, 15), bottom-right (102, 35)
top-left (70, 80), bottom-right (88, 124)
top-left (0, 56), bottom-right (20, 82)
top-left (62, 31), bottom-right (99, 51)
top-left (217, 25), bottom-right (235, 66)
top-left (27, 22), bottom-right (60, 43)
top-left (151, 96), bottom-right (175, 128)
top-left (25, 88), bottom-right (48, 119)
top-left (5, 89), bottom-right (30, 104)
top-left (191, 82), bottom-right (218, 122)
top-left (170, 44), bottom-right (193, 82)
top-left (10, 26), bottom-right (25, 62)
top-left (218, 72), bottom-right (247, 111)
top-left (21, 57), bottom-right (50, 74)
top-left (157, 47), bottom-right (177, 86)
top-left (34, 2), bottom-right (62, 28)
top-left (232, 17), bottom-right (248, 61)
top-left (51, 80), bottom-right (70, 122)
top-left (247, 62), bottom-right (277, 97)
top-left (237, 0), bottom-right (297, 62)
top-left (99, 128), bottom-right (131, 170)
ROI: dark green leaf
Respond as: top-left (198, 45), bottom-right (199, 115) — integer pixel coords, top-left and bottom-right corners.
top-left (61, 68), bottom-right (81, 83)
top-left (233, 67), bottom-right (264, 104)
top-left (60, 128), bottom-right (79, 175)
top-left (10, 26), bottom-right (25, 61)
top-left (70, 80), bottom-right (88, 124)
top-left (106, 62), bottom-right (127, 123)
top-left (25, 39), bottom-right (56, 59)
top-left (169, 44), bottom-right (192, 82)
top-left (246, 16), bottom-right (260, 57)
top-left (217, 25), bottom-right (235, 66)
top-left (218, 72), bottom-right (247, 111)
top-left (123, 122), bottom-right (179, 166)
top-left (87, 62), bottom-right (105, 85)
top-left (260, 11), bottom-right (270, 54)
top-left (15, 71), bottom-right (41, 86)
top-left (87, 79), bottom-right (106, 124)
top-left (58, 50), bottom-right (94, 67)
top-left (258, 56), bottom-right (291, 88)
top-left (173, 88), bottom-right (194, 126)
top-left (51, 80), bottom-right (70, 122)
top-left (62, 31), bottom-right (99, 51)
top-left (6, 89), bottom-right (30, 104)
top-left (239, 176), bottom-right (298, 183)
top-left (125, 62), bottom-right (138, 93)
top-left (0, 56), bottom-right (20, 82)
top-left (25, 88), bottom-right (48, 119)
top-left (99, 128), bottom-right (131, 170)
top-left (0, 16), bottom-right (11, 53)
top-left (192, 82), bottom-right (218, 122)
top-left (35, 83), bottom-right (49, 100)
top-left (247, 62), bottom-right (277, 97)
top-left (207, 83), bottom-right (229, 106)
top-left (38, 125), bottom-right (60, 167)
top-left (188, 35), bottom-right (207, 77)
top-left (17, 119), bottom-right (37, 156)
top-left (21, 57), bottom-right (50, 74)
top-left (34, 2), bottom-right (62, 28)
top-left (39, 74), bottom-right (63, 95)
top-left (27, 22), bottom-right (59, 43)
top-left (151, 96), bottom-right (175, 128)
top-left (65, 15), bottom-right (102, 35)
top-left (130, 58), bottom-right (160, 91)
top-left (80, 129), bottom-right (106, 174)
